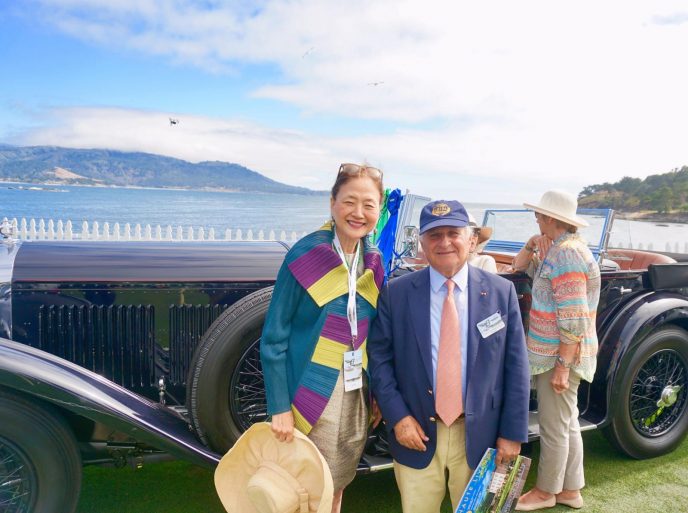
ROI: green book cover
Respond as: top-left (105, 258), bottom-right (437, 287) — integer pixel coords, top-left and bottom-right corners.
top-left (455, 448), bottom-right (532, 513)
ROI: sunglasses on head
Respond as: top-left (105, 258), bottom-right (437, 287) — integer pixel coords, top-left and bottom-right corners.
top-left (338, 163), bottom-right (383, 180)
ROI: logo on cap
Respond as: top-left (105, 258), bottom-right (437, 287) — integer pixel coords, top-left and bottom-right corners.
top-left (431, 203), bottom-right (451, 216)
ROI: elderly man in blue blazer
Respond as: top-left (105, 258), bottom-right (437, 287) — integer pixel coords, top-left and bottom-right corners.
top-left (368, 199), bottom-right (530, 513)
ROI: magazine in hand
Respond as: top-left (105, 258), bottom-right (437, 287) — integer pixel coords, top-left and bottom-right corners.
top-left (455, 448), bottom-right (531, 513)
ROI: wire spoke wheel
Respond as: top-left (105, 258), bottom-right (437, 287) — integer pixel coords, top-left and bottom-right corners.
top-left (0, 391), bottom-right (81, 513)
top-left (0, 438), bottom-right (36, 513)
top-left (605, 327), bottom-right (688, 459)
top-left (229, 338), bottom-right (268, 432)
top-left (187, 286), bottom-right (273, 452)
top-left (630, 349), bottom-right (687, 437)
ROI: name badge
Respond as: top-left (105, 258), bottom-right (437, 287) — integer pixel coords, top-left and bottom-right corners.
top-left (477, 311), bottom-right (505, 339)
top-left (343, 349), bottom-right (363, 392)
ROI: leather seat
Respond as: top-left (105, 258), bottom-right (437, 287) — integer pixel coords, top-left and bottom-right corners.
top-left (606, 249), bottom-right (676, 271)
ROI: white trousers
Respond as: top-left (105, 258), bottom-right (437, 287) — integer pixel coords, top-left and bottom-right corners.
top-left (535, 368), bottom-right (585, 493)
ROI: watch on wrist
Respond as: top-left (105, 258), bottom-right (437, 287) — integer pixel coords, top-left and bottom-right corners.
top-left (556, 355), bottom-right (573, 369)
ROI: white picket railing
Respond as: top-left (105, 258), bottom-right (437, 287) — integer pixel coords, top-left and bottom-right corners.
top-left (610, 240), bottom-right (688, 253)
top-left (4, 217), bottom-right (687, 253)
top-left (3, 217), bottom-right (307, 242)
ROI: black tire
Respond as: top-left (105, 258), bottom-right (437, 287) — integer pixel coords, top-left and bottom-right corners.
top-left (0, 390), bottom-right (82, 513)
top-left (604, 326), bottom-right (688, 459)
top-left (187, 287), bottom-right (273, 453)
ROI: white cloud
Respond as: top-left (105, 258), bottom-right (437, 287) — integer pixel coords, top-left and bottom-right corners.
top-left (9, 106), bottom-right (335, 184)
top-left (29, 1), bottom-right (688, 120)
top-left (9, 103), bottom-right (686, 204)
top-left (8, 0), bottom-right (688, 202)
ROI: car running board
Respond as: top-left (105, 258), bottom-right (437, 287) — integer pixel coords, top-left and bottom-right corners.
top-left (357, 453), bottom-right (395, 474)
top-left (528, 411), bottom-right (597, 441)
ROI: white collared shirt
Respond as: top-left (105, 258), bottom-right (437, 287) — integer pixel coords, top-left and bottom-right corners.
top-left (429, 264), bottom-right (469, 398)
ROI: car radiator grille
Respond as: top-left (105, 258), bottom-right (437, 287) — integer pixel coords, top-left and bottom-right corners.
top-left (37, 304), bottom-right (156, 388)
top-left (168, 304), bottom-right (228, 385)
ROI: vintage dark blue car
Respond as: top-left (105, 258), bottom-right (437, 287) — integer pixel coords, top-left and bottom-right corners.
top-left (1, 203), bottom-right (687, 513)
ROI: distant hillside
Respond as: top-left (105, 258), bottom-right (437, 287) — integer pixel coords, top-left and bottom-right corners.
top-left (0, 144), bottom-right (321, 194)
top-left (578, 166), bottom-right (688, 221)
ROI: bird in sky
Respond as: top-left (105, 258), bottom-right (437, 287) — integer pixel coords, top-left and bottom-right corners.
top-left (302, 46), bottom-right (315, 58)
top-left (169, 118), bottom-right (179, 126)
top-left (367, 81), bottom-right (384, 86)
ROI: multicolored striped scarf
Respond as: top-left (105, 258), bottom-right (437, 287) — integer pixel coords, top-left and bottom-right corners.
top-left (286, 221), bottom-right (384, 434)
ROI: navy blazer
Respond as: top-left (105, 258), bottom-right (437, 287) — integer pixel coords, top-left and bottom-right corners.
top-left (368, 265), bottom-right (530, 469)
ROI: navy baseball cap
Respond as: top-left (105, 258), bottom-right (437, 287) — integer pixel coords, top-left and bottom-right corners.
top-left (419, 200), bottom-right (470, 234)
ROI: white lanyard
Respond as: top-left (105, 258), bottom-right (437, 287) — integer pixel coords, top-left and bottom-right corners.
top-left (332, 229), bottom-right (360, 345)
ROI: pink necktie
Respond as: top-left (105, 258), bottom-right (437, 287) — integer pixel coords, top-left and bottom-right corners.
top-left (436, 279), bottom-right (463, 425)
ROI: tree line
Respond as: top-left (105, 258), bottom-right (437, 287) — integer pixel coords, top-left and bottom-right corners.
top-left (578, 166), bottom-right (688, 213)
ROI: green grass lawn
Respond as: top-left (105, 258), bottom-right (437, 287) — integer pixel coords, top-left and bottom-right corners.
top-left (77, 431), bottom-right (688, 513)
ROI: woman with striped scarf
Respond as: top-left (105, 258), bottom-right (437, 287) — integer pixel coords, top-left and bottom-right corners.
top-left (261, 163), bottom-right (385, 513)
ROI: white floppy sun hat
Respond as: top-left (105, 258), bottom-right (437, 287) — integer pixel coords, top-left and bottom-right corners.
top-left (214, 423), bottom-right (334, 513)
top-left (523, 189), bottom-right (589, 228)
top-left (467, 213), bottom-right (493, 245)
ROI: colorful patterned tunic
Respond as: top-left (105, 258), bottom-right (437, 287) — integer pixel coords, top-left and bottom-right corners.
top-left (527, 232), bottom-right (601, 382)
top-left (261, 221), bottom-right (384, 433)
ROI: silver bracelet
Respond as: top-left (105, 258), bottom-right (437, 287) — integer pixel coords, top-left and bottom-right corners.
top-left (556, 355), bottom-right (573, 369)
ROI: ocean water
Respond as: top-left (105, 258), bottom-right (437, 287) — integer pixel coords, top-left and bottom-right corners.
top-left (1, 184), bottom-right (331, 235)
top-left (1, 183), bottom-right (687, 252)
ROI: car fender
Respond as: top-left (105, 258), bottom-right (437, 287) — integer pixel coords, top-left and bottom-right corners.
top-left (591, 291), bottom-right (688, 425)
top-left (0, 336), bottom-right (220, 468)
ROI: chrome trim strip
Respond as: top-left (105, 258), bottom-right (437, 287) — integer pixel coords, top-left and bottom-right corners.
top-left (0, 239), bottom-right (21, 338)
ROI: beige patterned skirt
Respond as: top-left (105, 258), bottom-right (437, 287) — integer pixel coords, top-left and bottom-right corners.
top-left (307, 370), bottom-right (369, 490)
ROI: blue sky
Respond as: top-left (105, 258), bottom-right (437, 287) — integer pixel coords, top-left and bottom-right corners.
top-left (2, 1), bottom-right (688, 201)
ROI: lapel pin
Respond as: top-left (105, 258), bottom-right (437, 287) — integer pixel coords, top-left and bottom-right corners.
top-left (480, 291), bottom-right (488, 296)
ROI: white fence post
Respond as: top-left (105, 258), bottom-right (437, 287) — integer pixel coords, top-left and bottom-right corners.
top-left (9, 216), bottom-right (312, 242)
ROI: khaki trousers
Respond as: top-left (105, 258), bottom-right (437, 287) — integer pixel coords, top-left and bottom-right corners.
top-left (393, 418), bottom-right (472, 513)
top-left (535, 368), bottom-right (585, 494)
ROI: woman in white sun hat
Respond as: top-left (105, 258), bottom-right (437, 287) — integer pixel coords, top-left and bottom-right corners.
top-left (467, 213), bottom-right (497, 273)
top-left (512, 190), bottom-right (601, 511)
